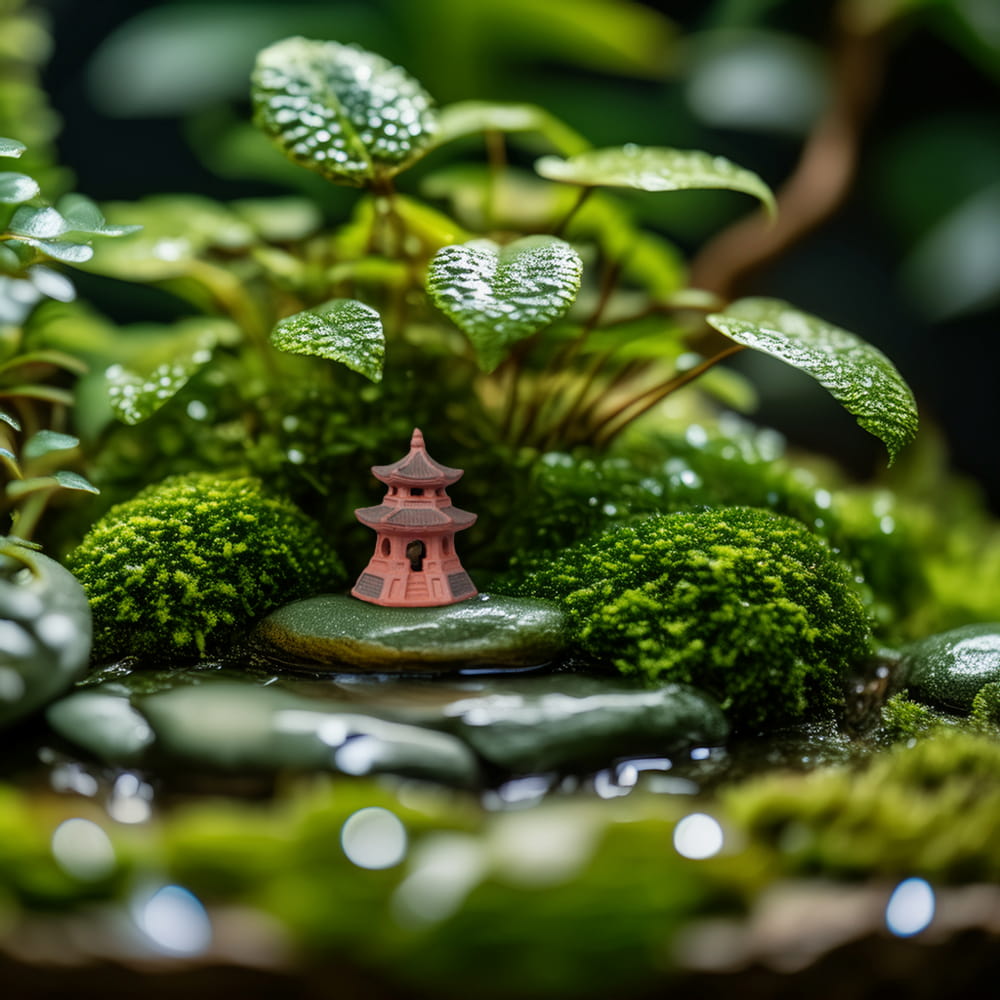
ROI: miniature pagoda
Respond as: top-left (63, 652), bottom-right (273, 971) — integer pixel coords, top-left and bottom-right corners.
top-left (351, 428), bottom-right (478, 607)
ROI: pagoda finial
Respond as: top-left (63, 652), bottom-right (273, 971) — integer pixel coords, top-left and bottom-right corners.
top-left (410, 427), bottom-right (425, 451)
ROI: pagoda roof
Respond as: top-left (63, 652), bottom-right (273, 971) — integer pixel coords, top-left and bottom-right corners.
top-left (372, 428), bottom-right (463, 485)
top-left (355, 503), bottom-right (477, 529)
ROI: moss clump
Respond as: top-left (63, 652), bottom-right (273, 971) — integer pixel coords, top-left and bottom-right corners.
top-left (878, 692), bottom-right (944, 743)
top-left (66, 473), bottom-right (345, 660)
top-left (725, 731), bottom-right (1000, 882)
top-left (512, 506), bottom-right (871, 731)
top-left (971, 682), bottom-right (1000, 729)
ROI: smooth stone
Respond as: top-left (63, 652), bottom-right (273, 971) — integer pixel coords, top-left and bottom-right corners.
top-left (251, 592), bottom-right (568, 672)
top-left (47, 674), bottom-right (481, 788)
top-left (46, 690), bottom-right (155, 762)
top-left (431, 677), bottom-right (728, 772)
top-left (901, 623), bottom-right (1000, 711)
top-left (0, 544), bottom-right (92, 729)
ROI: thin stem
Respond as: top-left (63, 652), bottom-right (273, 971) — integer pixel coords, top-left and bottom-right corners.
top-left (591, 344), bottom-right (746, 448)
top-left (552, 186), bottom-right (593, 238)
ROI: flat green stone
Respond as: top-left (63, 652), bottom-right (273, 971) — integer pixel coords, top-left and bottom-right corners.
top-left (252, 593), bottom-right (568, 672)
top-left (902, 623), bottom-right (1000, 711)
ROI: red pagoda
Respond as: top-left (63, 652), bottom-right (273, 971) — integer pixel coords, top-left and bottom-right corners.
top-left (351, 428), bottom-right (478, 607)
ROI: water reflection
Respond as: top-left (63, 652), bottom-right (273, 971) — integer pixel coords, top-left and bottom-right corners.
top-left (885, 877), bottom-right (935, 937)
top-left (51, 818), bottom-right (116, 881)
top-left (135, 885), bottom-right (212, 955)
top-left (673, 813), bottom-right (724, 859)
top-left (341, 807), bottom-right (408, 870)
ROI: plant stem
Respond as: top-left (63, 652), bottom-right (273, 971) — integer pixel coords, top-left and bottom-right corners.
top-left (591, 344), bottom-right (746, 448)
top-left (552, 186), bottom-right (593, 238)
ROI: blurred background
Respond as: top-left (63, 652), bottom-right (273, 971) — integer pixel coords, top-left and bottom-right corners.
top-left (13, 0), bottom-right (1000, 508)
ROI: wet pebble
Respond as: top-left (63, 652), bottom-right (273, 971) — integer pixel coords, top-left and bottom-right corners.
top-left (901, 623), bottom-right (1000, 711)
top-left (251, 593), bottom-right (567, 673)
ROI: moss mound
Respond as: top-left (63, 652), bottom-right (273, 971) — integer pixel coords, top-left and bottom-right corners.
top-left (67, 473), bottom-right (345, 660)
top-left (512, 506), bottom-right (871, 731)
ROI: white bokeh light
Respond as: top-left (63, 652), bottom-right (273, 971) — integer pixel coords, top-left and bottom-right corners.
top-left (51, 818), bottom-right (116, 881)
top-left (885, 877), bottom-right (935, 937)
top-left (136, 885), bottom-right (213, 955)
top-left (672, 813), bottom-right (724, 860)
top-left (341, 807), bottom-right (408, 870)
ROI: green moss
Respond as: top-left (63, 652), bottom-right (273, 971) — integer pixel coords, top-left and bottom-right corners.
top-left (971, 682), bottom-right (1000, 729)
top-left (511, 507), bottom-right (871, 732)
top-left (725, 730), bottom-right (1000, 882)
top-left (66, 473), bottom-right (345, 660)
top-left (878, 692), bottom-right (943, 743)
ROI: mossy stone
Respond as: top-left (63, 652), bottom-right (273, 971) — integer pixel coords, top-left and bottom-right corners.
top-left (252, 593), bottom-right (567, 672)
top-left (901, 623), bottom-right (1000, 711)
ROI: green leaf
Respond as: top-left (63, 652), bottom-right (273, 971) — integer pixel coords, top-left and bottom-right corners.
top-left (0, 410), bottom-right (22, 432)
top-left (0, 245), bottom-right (20, 272)
top-left (706, 297), bottom-right (918, 463)
top-left (28, 266), bottom-right (75, 303)
top-left (77, 196), bottom-right (255, 281)
top-left (30, 240), bottom-right (95, 265)
top-left (55, 194), bottom-right (143, 237)
top-left (53, 470), bottom-right (99, 494)
top-left (0, 447), bottom-right (21, 480)
top-left (9, 205), bottom-right (68, 238)
top-left (22, 430), bottom-right (80, 461)
top-left (251, 37), bottom-right (438, 187)
top-left (0, 138), bottom-right (27, 158)
top-left (427, 236), bottom-right (584, 371)
top-left (0, 172), bottom-right (40, 204)
top-left (105, 317), bottom-right (241, 425)
top-left (270, 299), bottom-right (384, 383)
top-left (535, 145), bottom-right (776, 216)
top-left (433, 102), bottom-right (590, 156)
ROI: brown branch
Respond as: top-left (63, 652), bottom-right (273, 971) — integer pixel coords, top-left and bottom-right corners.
top-left (688, 11), bottom-right (887, 301)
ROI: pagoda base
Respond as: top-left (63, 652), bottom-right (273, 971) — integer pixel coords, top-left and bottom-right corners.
top-left (351, 567), bottom-right (477, 607)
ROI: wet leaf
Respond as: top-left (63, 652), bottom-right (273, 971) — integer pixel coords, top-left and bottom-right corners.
top-left (23, 430), bottom-right (80, 460)
top-left (53, 470), bottom-right (99, 494)
top-left (427, 236), bottom-right (584, 371)
top-left (104, 317), bottom-right (241, 425)
top-left (434, 102), bottom-right (589, 156)
top-left (707, 298), bottom-right (918, 463)
top-left (0, 447), bottom-right (20, 479)
top-left (0, 172), bottom-right (40, 204)
top-left (536, 145), bottom-right (776, 216)
top-left (252, 37), bottom-right (438, 187)
top-left (56, 194), bottom-right (143, 237)
top-left (29, 240), bottom-right (94, 265)
top-left (270, 299), bottom-right (384, 383)
top-left (0, 410), bottom-right (22, 432)
top-left (0, 138), bottom-right (26, 158)
top-left (9, 206), bottom-right (67, 239)
top-left (28, 266), bottom-right (75, 303)
top-left (78, 196), bottom-right (254, 281)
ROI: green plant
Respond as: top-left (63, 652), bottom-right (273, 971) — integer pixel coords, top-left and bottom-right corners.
top-left (508, 506), bottom-right (871, 732)
top-left (1, 137), bottom-right (139, 539)
top-left (65, 472), bottom-right (345, 660)
top-left (69, 35), bottom-right (917, 543)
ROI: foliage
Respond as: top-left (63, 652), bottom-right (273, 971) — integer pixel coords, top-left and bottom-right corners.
top-left (509, 507), bottom-right (872, 731)
top-left (0, 139), bottom-right (140, 540)
top-left (52, 30), bottom-right (918, 541)
top-left (877, 691), bottom-right (945, 743)
top-left (65, 473), bottom-right (345, 661)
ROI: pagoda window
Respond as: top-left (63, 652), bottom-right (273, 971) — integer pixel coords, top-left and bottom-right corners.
top-left (381, 538), bottom-right (391, 557)
top-left (441, 536), bottom-right (451, 555)
top-left (410, 487), bottom-right (425, 496)
top-left (406, 540), bottom-right (426, 571)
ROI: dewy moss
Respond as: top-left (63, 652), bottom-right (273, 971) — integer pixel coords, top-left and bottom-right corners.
top-left (67, 473), bottom-right (344, 660)
top-left (513, 507), bottom-right (872, 731)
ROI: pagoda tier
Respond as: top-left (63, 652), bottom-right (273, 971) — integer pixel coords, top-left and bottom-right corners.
top-left (351, 428), bottom-right (478, 607)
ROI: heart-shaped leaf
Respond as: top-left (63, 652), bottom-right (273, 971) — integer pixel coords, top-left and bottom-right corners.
top-left (427, 236), bottom-right (584, 371)
top-left (252, 37), bottom-right (438, 187)
top-left (0, 138), bottom-right (26, 158)
top-left (536, 145), bottom-right (776, 216)
top-left (270, 299), bottom-right (384, 383)
top-left (0, 172), bottom-right (40, 204)
top-left (706, 297), bottom-right (918, 463)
